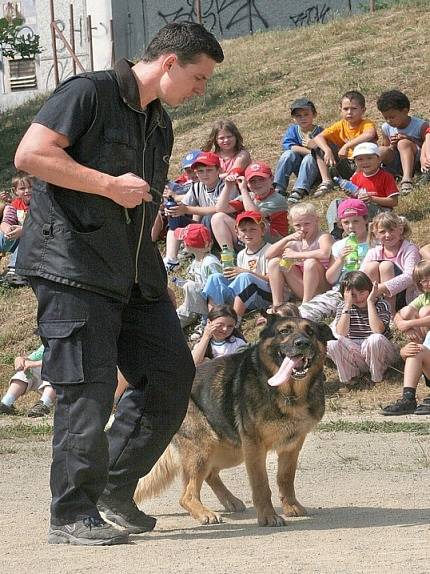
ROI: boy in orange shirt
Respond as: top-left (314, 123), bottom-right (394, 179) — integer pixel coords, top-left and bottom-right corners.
top-left (313, 90), bottom-right (377, 197)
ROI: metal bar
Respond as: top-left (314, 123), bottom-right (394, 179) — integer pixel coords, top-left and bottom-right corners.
top-left (52, 21), bottom-right (86, 73)
top-left (69, 3), bottom-right (76, 76)
top-left (49, 0), bottom-right (59, 86)
top-left (87, 14), bottom-right (94, 71)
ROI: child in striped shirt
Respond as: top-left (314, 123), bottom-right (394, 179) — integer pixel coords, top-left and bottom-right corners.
top-left (327, 271), bottom-right (397, 385)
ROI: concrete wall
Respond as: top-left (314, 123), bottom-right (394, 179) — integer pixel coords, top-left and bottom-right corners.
top-left (114, 0), bottom-right (363, 61)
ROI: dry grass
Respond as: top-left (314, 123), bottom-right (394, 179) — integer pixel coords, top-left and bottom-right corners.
top-left (1, 3), bottom-right (430, 414)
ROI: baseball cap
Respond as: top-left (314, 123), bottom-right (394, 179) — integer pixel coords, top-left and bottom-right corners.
top-left (337, 198), bottom-right (368, 219)
top-left (244, 162), bottom-right (273, 181)
top-left (236, 210), bottom-right (264, 226)
top-left (352, 142), bottom-right (381, 158)
top-left (181, 150), bottom-right (202, 169)
top-left (174, 223), bottom-right (211, 248)
top-left (191, 151), bottom-right (220, 169)
top-left (290, 98), bottom-right (316, 114)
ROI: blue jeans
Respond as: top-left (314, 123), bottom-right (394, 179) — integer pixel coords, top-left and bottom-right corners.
top-left (0, 232), bottom-right (18, 266)
top-left (274, 150), bottom-right (319, 193)
top-left (203, 272), bottom-right (272, 311)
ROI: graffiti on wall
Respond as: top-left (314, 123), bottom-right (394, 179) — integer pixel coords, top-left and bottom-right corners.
top-left (158, 0), bottom-right (269, 36)
top-left (289, 4), bottom-right (331, 27)
top-left (158, 1), bottom-right (336, 36)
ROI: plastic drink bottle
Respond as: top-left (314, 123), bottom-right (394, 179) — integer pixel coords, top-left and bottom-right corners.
top-left (164, 195), bottom-right (177, 209)
top-left (344, 232), bottom-right (359, 271)
top-left (333, 176), bottom-right (359, 197)
top-left (279, 256), bottom-right (294, 270)
top-left (221, 244), bottom-right (235, 270)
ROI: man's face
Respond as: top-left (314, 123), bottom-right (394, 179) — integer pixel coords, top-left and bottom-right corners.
top-left (159, 54), bottom-right (216, 107)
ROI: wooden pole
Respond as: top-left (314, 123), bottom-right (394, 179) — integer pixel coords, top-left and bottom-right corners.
top-left (69, 3), bottom-right (76, 75)
top-left (49, 0), bottom-right (60, 86)
top-left (369, 0), bottom-right (376, 12)
top-left (194, 0), bottom-right (202, 23)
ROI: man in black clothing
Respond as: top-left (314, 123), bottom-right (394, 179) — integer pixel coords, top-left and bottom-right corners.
top-left (15, 22), bottom-right (224, 546)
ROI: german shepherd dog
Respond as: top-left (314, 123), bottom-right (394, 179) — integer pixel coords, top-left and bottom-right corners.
top-left (134, 316), bottom-right (334, 527)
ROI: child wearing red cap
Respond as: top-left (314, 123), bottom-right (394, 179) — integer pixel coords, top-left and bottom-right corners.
top-left (163, 151), bottom-right (237, 271)
top-left (211, 161), bottom-right (288, 250)
top-left (173, 223), bottom-right (222, 334)
top-left (202, 211), bottom-right (272, 320)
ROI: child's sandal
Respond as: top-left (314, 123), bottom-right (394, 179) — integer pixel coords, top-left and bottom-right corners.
top-left (314, 181), bottom-right (334, 198)
top-left (400, 180), bottom-right (414, 195)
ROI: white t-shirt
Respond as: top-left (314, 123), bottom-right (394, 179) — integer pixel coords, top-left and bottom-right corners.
top-left (188, 254), bottom-right (222, 288)
top-left (237, 242), bottom-right (271, 276)
top-left (210, 336), bottom-right (247, 358)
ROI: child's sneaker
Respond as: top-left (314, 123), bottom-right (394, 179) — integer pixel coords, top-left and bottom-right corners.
top-left (189, 319), bottom-right (206, 341)
top-left (287, 188), bottom-right (308, 204)
top-left (380, 397), bottom-right (417, 416)
top-left (163, 258), bottom-right (179, 273)
top-left (0, 403), bottom-right (17, 415)
top-left (27, 400), bottom-right (51, 418)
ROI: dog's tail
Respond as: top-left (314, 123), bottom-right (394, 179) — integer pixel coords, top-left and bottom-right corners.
top-left (134, 443), bottom-right (181, 503)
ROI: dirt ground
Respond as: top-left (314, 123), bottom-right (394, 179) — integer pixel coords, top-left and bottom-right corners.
top-left (1, 413), bottom-right (429, 574)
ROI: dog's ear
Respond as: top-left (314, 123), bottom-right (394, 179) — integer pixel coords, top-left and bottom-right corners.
top-left (315, 322), bottom-right (336, 342)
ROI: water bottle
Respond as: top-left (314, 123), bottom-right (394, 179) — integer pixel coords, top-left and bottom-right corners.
top-left (220, 244), bottom-right (235, 270)
top-left (164, 195), bottom-right (177, 209)
top-left (171, 277), bottom-right (186, 287)
top-left (344, 232), bottom-right (359, 271)
top-left (279, 256), bottom-right (294, 271)
top-left (333, 176), bottom-right (359, 198)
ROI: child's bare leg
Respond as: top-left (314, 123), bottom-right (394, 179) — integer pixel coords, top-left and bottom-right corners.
top-left (151, 212), bottom-right (164, 241)
top-left (283, 265), bottom-right (305, 301)
top-left (316, 156), bottom-right (331, 182)
top-left (379, 146), bottom-right (395, 166)
top-left (268, 258), bottom-right (290, 307)
top-left (165, 229), bottom-right (181, 262)
top-left (361, 261), bottom-right (381, 283)
top-left (397, 139), bottom-right (417, 182)
top-left (379, 260), bottom-right (396, 312)
top-left (6, 379), bottom-right (27, 400)
top-left (302, 258), bottom-right (329, 302)
top-left (402, 349), bottom-right (424, 391)
top-left (41, 385), bottom-right (56, 403)
top-left (211, 213), bottom-right (236, 251)
top-left (420, 244), bottom-right (430, 260)
top-left (233, 296), bottom-right (246, 318)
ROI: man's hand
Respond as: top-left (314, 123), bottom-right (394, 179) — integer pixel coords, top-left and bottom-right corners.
top-left (108, 173), bottom-right (152, 208)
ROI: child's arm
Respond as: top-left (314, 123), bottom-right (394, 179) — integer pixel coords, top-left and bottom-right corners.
top-left (237, 177), bottom-right (260, 212)
top-left (334, 293), bottom-right (353, 337)
top-left (326, 245), bottom-right (352, 285)
top-left (191, 324), bottom-right (215, 365)
top-left (223, 265), bottom-right (268, 282)
top-left (421, 130), bottom-right (430, 170)
top-left (23, 359), bottom-right (43, 370)
top-left (290, 144), bottom-right (311, 156)
top-left (215, 176), bottom-right (238, 213)
top-left (265, 231), bottom-right (303, 259)
top-left (282, 233), bottom-right (333, 262)
top-left (313, 133), bottom-right (336, 165)
top-left (338, 127), bottom-right (378, 158)
top-left (367, 283), bottom-right (386, 334)
top-left (362, 193), bottom-right (398, 209)
top-left (382, 245), bottom-right (421, 297)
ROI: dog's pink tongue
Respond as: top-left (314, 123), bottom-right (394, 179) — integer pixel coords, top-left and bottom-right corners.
top-left (268, 356), bottom-right (300, 387)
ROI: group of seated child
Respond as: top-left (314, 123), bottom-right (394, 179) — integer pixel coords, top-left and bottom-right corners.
top-left (160, 99), bottom-right (430, 418)
top-left (2, 90), bottom-right (430, 418)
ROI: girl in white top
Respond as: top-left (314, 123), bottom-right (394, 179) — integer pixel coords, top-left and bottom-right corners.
top-left (191, 305), bottom-right (247, 366)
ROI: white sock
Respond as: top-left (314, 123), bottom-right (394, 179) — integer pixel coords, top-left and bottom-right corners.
top-left (1, 392), bottom-right (17, 407)
top-left (41, 395), bottom-right (54, 408)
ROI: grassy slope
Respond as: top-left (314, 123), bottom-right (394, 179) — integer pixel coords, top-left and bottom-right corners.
top-left (1, 3), bottom-right (430, 411)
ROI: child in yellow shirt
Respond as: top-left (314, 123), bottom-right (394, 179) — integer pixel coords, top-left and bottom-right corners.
top-left (313, 90), bottom-right (377, 197)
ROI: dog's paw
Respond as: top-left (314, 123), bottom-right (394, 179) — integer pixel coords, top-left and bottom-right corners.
top-left (222, 496), bottom-right (246, 513)
top-left (198, 511), bottom-right (223, 525)
top-left (282, 501), bottom-right (307, 517)
top-left (258, 512), bottom-right (286, 527)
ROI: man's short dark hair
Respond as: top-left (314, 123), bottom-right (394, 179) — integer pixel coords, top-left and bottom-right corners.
top-left (143, 22), bottom-right (224, 65)
top-left (341, 90), bottom-right (366, 109)
top-left (377, 90), bottom-right (410, 112)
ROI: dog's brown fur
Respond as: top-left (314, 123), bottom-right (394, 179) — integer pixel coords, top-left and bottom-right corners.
top-left (134, 316), bottom-right (334, 526)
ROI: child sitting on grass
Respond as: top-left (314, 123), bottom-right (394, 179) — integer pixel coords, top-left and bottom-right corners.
top-left (377, 90), bottom-right (429, 195)
top-left (202, 119), bottom-right (251, 177)
top-left (382, 260), bottom-right (430, 415)
top-left (202, 211), bottom-right (272, 321)
top-left (313, 90), bottom-right (377, 197)
top-left (266, 202), bottom-right (333, 304)
top-left (211, 161), bottom-right (288, 250)
top-left (191, 305), bottom-right (247, 365)
top-left (273, 97), bottom-right (323, 202)
top-left (327, 271), bottom-right (397, 386)
top-left (0, 344), bottom-right (56, 417)
top-left (361, 212), bottom-right (420, 313)
top-left (173, 223), bottom-right (222, 336)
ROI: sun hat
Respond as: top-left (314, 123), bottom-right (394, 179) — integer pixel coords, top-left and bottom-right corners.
top-left (174, 223), bottom-right (211, 248)
top-left (352, 142), bottom-right (381, 158)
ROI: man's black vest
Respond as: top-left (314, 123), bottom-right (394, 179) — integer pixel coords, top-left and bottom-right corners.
top-left (16, 61), bottom-right (173, 302)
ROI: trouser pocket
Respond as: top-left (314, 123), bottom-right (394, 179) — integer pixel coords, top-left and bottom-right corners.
top-left (38, 320), bottom-right (86, 384)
